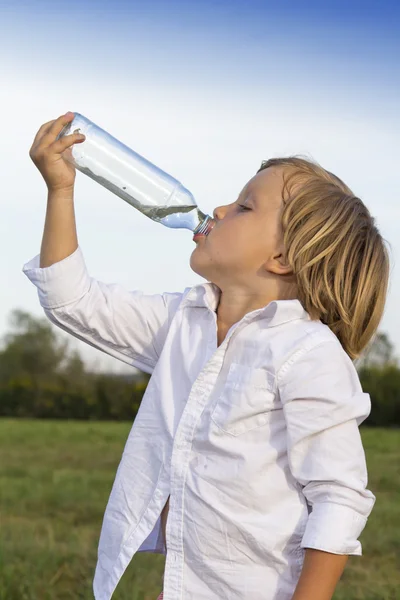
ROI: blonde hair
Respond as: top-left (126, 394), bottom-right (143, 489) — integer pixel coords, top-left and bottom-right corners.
top-left (257, 156), bottom-right (391, 360)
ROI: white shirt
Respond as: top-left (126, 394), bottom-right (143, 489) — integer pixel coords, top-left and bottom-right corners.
top-left (23, 246), bottom-right (376, 600)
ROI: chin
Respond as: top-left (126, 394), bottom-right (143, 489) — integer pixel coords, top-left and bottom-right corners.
top-left (189, 255), bottom-right (205, 278)
top-left (190, 251), bottom-right (212, 280)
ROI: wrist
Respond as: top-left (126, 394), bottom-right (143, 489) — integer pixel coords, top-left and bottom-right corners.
top-left (47, 186), bottom-right (75, 202)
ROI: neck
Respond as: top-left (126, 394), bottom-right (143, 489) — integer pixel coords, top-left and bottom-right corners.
top-left (215, 282), bottom-right (297, 333)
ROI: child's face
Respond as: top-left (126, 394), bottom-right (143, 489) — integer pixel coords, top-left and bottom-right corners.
top-left (190, 166), bottom-right (292, 291)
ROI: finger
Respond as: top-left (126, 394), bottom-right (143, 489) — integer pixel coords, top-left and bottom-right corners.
top-left (32, 119), bottom-right (57, 146)
top-left (42, 112), bottom-right (76, 146)
top-left (51, 131), bottom-right (86, 155)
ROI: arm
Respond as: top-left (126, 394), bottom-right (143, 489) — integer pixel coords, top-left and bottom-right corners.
top-left (277, 334), bottom-right (376, 594)
top-left (40, 187), bottom-right (78, 267)
top-left (24, 111), bottom-right (183, 373)
top-left (23, 246), bottom-right (183, 373)
top-left (28, 111), bottom-right (85, 268)
top-left (291, 548), bottom-right (348, 600)
top-left (25, 116), bottom-right (183, 372)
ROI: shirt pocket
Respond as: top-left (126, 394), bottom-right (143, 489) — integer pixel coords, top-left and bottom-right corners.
top-left (211, 362), bottom-right (278, 436)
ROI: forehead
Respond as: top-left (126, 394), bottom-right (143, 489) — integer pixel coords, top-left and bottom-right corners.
top-left (242, 166), bottom-right (286, 209)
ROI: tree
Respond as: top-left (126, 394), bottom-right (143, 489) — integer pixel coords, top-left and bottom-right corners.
top-left (0, 309), bottom-right (70, 389)
top-left (355, 331), bottom-right (397, 370)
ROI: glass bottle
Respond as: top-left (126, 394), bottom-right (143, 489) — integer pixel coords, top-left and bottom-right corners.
top-left (56, 112), bottom-right (215, 236)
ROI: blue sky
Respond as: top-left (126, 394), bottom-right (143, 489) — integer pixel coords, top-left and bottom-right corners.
top-left (2, 0), bottom-right (399, 372)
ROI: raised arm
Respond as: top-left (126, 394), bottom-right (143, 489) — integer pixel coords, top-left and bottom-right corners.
top-left (24, 112), bottom-right (183, 373)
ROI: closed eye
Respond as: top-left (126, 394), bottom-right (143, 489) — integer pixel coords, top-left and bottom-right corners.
top-left (238, 204), bottom-right (252, 211)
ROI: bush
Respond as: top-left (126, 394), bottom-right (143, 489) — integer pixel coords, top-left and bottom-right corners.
top-left (359, 365), bottom-right (400, 427)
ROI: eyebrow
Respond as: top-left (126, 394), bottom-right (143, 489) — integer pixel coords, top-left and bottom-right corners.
top-left (237, 185), bottom-right (259, 207)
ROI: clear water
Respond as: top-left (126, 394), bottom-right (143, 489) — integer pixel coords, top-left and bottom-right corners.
top-left (140, 204), bottom-right (200, 224)
top-left (76, 164), bottom-right (206, 231)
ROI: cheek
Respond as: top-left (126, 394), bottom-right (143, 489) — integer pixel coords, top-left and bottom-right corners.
top-left (191, 224), bottom-right (254, 268)
top-left (215, 226), bottom-right (255, 257)
top-left (206, 233), bottom-right (238, 264)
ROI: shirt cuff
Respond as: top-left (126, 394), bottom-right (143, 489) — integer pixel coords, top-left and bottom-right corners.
top-left (301, 502), bottom-right (370, 556)
top-left (22, 245), bottom-right (91, 309)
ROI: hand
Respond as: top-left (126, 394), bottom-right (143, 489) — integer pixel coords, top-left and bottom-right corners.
top-left (29, 111), bottom-right (86, 193)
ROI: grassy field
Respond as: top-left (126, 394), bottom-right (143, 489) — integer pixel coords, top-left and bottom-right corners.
top-left (0, 419), bottom-right (398, 600)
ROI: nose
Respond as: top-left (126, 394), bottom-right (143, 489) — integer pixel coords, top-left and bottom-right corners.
top-left (213, 204), bottom-right (228, 221)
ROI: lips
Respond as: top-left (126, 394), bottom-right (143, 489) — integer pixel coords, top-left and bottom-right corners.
top-left (193, 234), bottom-right (205, 242)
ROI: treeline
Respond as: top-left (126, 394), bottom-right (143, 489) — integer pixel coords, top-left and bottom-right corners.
top-left (0, 310), bottom-right (149, 421)
top-left (0, 373), bottom-right (149, 421)
top-left (0, 310), bottom-right (399, 425)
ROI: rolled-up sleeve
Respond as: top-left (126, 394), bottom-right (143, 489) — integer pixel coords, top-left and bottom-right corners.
top-left (277, 334), bottom-right (376, 556)
top-left (22, 246), bottom-right (183, 373)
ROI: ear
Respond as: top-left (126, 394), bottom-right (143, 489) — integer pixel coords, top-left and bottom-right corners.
top-left (264, 251), bottom-right (293, 276)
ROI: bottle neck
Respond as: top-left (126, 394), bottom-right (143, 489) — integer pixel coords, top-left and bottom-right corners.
top-left (193, 214), bottom-right (215, 235)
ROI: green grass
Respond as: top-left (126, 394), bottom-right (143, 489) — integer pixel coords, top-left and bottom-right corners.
top-left (0, 420), bottom-right (398, 599)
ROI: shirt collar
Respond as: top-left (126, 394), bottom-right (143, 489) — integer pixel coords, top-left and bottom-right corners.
top-left (180, 282), bottom-right (311, 327)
